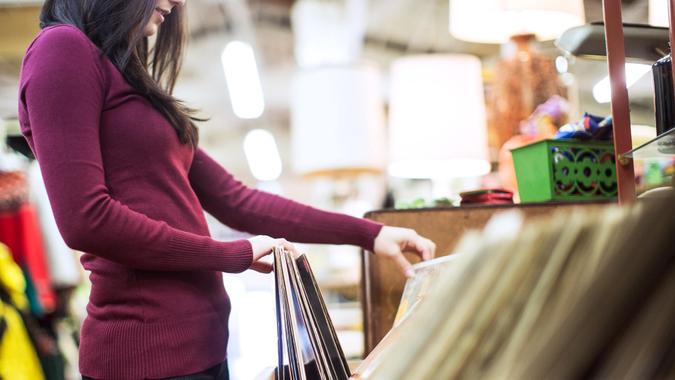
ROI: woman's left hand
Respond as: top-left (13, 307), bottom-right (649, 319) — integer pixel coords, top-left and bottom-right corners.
top-left (372, 226), bottom-right (436, 278)
top-left (250, 260), bottom-right (273, 273)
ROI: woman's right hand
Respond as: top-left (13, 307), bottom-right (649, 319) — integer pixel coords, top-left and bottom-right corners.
top-left (247, 235), bottom-right (297, 274)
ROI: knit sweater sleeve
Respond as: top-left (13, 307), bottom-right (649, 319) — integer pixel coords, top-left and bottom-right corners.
top-left (188, 149), bottom-right (384, 251)
top-left (18, 26), bottom-right (252, 273)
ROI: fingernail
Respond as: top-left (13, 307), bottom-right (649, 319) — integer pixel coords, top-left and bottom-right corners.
top-left (405, 268), bottom-right (415, 278)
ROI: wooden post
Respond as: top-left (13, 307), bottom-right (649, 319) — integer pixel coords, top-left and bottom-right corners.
top-left (602, 0), bottom-right (636, 204)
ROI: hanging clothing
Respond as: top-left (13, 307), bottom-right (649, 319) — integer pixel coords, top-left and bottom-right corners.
top-left (0, 303), bottom-right (46, 380)
top-left (0, 243), bottom-right (45, 380)
top-left (0, 243), bottom-right (29, 310)
top-left (0, 170), bottom-right (28, 212)
top-left (0, 203), bottom-right (56, 313)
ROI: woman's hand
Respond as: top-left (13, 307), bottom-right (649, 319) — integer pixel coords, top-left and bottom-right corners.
top-left (247, 235), bottom-right (298, 274)
top-left (373, 226), bottom-right (436, 278)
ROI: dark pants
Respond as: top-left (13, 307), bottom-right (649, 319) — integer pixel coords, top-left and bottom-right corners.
top-left (82, 361), bottom-right (229, 380)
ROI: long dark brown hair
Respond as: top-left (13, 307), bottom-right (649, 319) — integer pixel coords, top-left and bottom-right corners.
top-left (39, 0), bottom-right (200, 146)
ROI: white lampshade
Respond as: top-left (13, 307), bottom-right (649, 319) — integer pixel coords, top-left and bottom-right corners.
top-left (388, 55), bottom-right (490, 179)
top-left (291, 64), bottom-right (386, 176)
top-left (450, 0), bottom-right (585, 43)
top-left (649, 0), bottom-right (669, 27)
top-left (291, 0), bottom-right (366, 68)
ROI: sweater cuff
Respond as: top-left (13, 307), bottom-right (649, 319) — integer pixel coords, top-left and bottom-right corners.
top-left (167, 232), bottom-right (253, 273)
top-left (353, 218), bottom-right (384, 252)
top-left (216, 239), bottom-right (254, 273)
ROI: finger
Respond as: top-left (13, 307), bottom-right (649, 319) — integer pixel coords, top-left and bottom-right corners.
top-left (429, 240), bottom-right (437, 259)
top-left (413, 238), bottom-right (430, 261)
top-left (418, 238), bottom-right (436, 261)
top-left (271, 238), bottom-right (288, 254)
top-left (277, 239), bottom-right (300, 256)
top-left (403, 234), bottom-right (430, 261)
top-left (392, 251), bottom-right (415, 278)
top-left (252, 245), bottom-right (274, 262)
top-left (275, 238), bottom-right (290, 250)
top-left (250, 261), bottom-right (273, 273)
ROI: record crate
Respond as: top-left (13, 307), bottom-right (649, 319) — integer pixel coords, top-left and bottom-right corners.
top-left (511, 139), bottom-right (617, 202)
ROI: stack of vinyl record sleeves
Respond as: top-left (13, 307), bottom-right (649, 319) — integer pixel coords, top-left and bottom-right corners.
top-left (354, 195), bottom-right (675, 379)
top-left (273, 247), bottom-right (351, 380)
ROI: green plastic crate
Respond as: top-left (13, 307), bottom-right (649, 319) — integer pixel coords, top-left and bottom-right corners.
top-left (511, 139), bottom-right (617, 202)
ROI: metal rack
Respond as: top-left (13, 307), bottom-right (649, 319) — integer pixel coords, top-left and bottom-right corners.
top-left (602, 0), bottom-right (675, 204)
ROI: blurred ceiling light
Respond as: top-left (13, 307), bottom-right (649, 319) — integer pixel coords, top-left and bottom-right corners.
top-left (649, 0), bottom-right (669, 27)
top-left (592, 63), bottom-right (652, 104)
top-left (243, 129), bottom-right (282, 181)
top-left (388, 55), bottom-right (490, 180)
top-left (555, 56), bottom-right (568, 73)
top-left (222, 41), bottom-right (265, 119)
top-left (449, 0), bottom-right (585, 43)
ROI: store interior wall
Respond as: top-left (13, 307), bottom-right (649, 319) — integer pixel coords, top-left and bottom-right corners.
top-left (0, 0), bottom-right (669, 379)
top-left (0, 0), bottom-right (659, 189)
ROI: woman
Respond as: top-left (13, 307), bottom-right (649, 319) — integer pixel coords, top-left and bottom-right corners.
top-left (18, 0), bottom-right (436, 379)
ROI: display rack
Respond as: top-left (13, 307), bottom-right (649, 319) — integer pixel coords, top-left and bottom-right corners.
top-left (602, 0), bottom-right (675, 204)
top-left (624, 127), bottom-right (675, 159)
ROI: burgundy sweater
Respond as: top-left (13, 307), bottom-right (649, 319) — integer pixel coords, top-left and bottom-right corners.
top-left (18, 24), bottom-right (382, 379)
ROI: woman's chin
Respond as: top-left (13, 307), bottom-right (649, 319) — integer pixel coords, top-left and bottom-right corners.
top-left (143, 23), bottom-right (158, 37)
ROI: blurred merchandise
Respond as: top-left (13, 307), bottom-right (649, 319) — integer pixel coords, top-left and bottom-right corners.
top-left (636, 158), bottom-right (675, 192)
top-left (273, 247), bottom-right (351, 380)
top-left (355, 195), bottom-right (675, 379)
top-left (1, 121), bottom-right (82, 379)
top-left (0, 170), bottom-right (28, 211)
top-left (0, 192), bottom-right (55, 314)
top-left (456, 0), bottom-right (583, 153)
top-left (0, 243), bottom-right (44, 380)
top-left (519, 95), bottom-right (569, 137)
top-left (486, 35), bottom-right (568, 153)
top-left (498, 96), bottom-right (569, 196)
top-left (645, 161), bottom-right (664, 185)
top-left (459, 189), bottom-right (514, 206)
top-left (395, 198), bottom-right (453, 209)
top-left (393, 255), bottom-right (461, 328)
top-left (554, 113), bottom-right (613, 140)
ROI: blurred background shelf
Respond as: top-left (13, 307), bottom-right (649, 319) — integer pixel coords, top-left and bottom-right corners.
top-left (624, 127), bottom-right (675, 159)
top-left (556, 22), bottom-right (670, 62)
